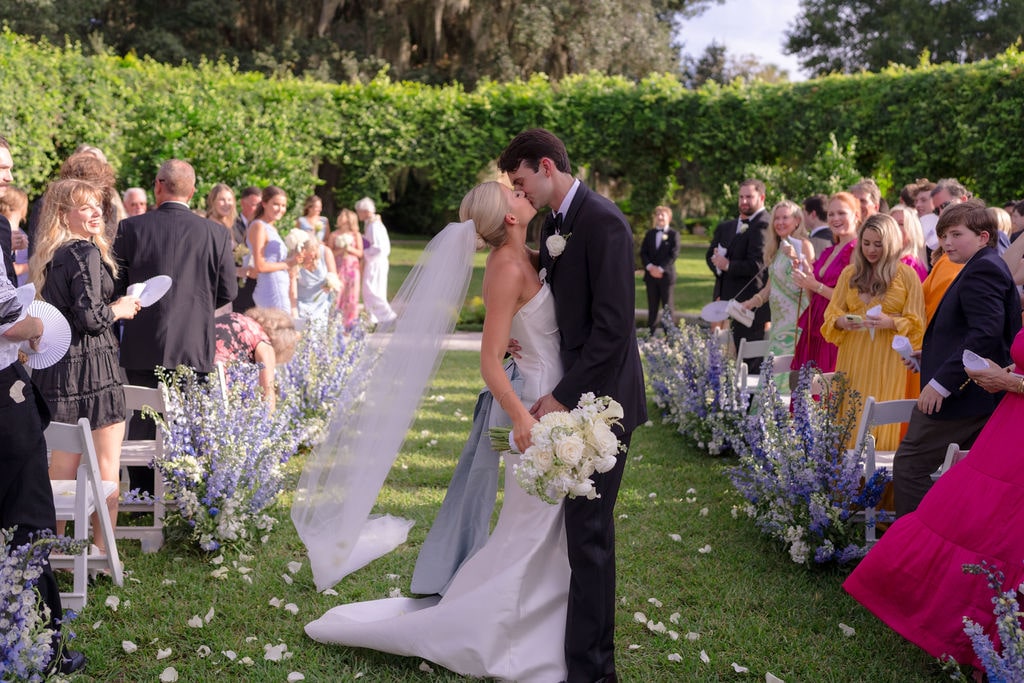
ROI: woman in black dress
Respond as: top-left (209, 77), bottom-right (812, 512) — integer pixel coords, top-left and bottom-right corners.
top-left (29, 178), bottom-right (141, 555)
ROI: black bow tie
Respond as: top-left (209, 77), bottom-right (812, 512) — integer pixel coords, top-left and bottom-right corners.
top-left (545, 212), bottom-right (563, 233)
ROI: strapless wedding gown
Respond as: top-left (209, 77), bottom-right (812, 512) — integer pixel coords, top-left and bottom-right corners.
top-left (306, 284), bottom-right (569, 682)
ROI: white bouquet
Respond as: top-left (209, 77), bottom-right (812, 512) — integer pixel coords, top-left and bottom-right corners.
top-left (284, 229), bottom-right (312, 253)
top-left (323, 272), bottom-right (342, 293)
top-left (334, 232), bottom-right (354, 250)
top-left (490, 393), bottom-right (625, 504)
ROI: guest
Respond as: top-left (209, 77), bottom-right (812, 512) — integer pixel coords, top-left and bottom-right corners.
top-left (707, 179), bottom-right (770, 361)
top-left (850, 177), bottom-right (882, 218)
top-left (29, 179), bottom-right (142, 556)
top-left (214, 307), bottom-right (298, 411)
top-left (247, 186), bottom-right (296, 315)
top-left (328, 208), bottom-right (363, 328)
top-left (913, 179), bottom-right (939, 255)
top-left (822, 213), bottom-right (925, 450)
top-left (639, 205), bottom-right (680, 333)
top-left (741, 200), bottom-right (814, 389)
top-left (56, 151), bottom-right (127, 244)
top-left (356, 197), bottom-right (397, 326)
top-left (122, 187), bottom-right (148, 217)
top-left (791, 192), bottom-right (860, 373)
top-left (889, 205), bottom-right (928, 281)
top-left (291, 233), bottom-right (339, 322)
top-left (0, 186), bottom-right (29, 284)
top-left (297, 195), bottom-right (329, 241)
top-left (991, 206), bottom-right (1014, 257)
top-left (205, 183), bottom-right (238, 231)
top-left (231, 186), bottom-right (261, 314)
top-left (1009, 199), bottom-right (1024, 243)
top-left (887, 200), bottom-right (1021, 516)
top-left (803, 194), bottom-right (832, 258)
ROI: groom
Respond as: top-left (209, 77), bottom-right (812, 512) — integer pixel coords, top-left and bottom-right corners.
top-left (499, 129), bottom-right (647, 683)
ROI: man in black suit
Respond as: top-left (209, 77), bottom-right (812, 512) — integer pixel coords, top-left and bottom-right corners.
top-left (893, 200), bottom-right (1021, 516)
top-left (114, 159), bottom-right (236, 451)
top-left (706, 179), bottom-right (770, 357)
top-left (0, 142), bottom-right (27, 287)
top-left (231, 185), bottom-right (261, 313)
top-left (499, 129), bottom-right (646, 683)
top-left (640, 205), bottom-right (680, 333)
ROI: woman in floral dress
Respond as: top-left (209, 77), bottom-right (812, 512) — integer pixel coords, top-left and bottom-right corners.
top-left (329, 208), bottom-right (363, 328)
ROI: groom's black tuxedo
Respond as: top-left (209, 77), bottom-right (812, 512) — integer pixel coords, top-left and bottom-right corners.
top-left (539, 181), bottom-right (647, 681)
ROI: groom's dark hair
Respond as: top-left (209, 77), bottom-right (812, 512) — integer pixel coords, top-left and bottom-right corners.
top-left (498, 128), bottom-right (571, 175)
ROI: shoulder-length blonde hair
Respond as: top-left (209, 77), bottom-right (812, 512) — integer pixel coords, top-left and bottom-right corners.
top-left (849, 213), bottom-right (902, 297)
top-left (888, 205), bottom-right (925, 261)
top-left (763, 200), bottom-right (806, 264)
top-left (29, 179), bottom-right (117, 295)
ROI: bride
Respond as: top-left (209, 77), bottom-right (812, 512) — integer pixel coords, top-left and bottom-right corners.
top-left (300, 181), bottom-right (570, 681)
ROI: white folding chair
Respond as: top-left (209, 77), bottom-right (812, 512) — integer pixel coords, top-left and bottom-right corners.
top-left (853, 396), bottom-right (917, 544)
top-left (735, 338), bottom-right (769, 393)
top-left (116, 385), bottom-right (167, 552)
top-left (46, 418), bottom-right (124, 609)
top-left (931, 442), bottom-right (969, 481)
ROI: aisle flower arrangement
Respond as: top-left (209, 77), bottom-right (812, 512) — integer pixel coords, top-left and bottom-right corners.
top-left (726, 363), bottom-right (889, 566)
top-left (1, 530), bottom-right (84, 681)
top-left (642, 318), bottom-right (747, 455)
top-left (945, 561), bottom-right (1024, 681)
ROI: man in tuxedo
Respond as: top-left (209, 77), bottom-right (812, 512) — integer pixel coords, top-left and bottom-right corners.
top-left (639, 205), bottom-right (680, 333)
top-left (114, 159), bottom-right (236, 447)
top-left (707, 179), bottom-right (770, 358)
top-left (499, 129), bottom-right (646, 683)
top-left (893, 200), bottom-right (1021, 516)
top-left (231, 185), bottom-right (261, 313)
top-left (803, 194), bottom-right (832, 258)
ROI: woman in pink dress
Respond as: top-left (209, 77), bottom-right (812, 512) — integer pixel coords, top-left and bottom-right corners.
top-left (791, 191), bottom-right (860, 373)
top-left (890, 205), bottom-right (929, 281)
top-left (329, 208), bottom-right (363, 328)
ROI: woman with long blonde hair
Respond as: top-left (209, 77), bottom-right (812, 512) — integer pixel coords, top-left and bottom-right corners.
top-left (328, 208), bottom-right (364, 328)
top-left (205, 183), bottom-right (238, 233)
top-left (889, 205), bottom-right (928, 281)
top-left (822, 213), bottom-right (925, 449)
top-left (29, 178), bottom-right (142, 557)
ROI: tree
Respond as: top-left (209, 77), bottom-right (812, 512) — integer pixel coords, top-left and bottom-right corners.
top-left (784, 0), bottom-right (1024, 77)
top-left (682, 41), bottom-right (789, 88)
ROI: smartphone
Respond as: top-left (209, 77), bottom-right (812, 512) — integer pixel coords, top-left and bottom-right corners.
top-left (844, 314), bottom-right (863, 323)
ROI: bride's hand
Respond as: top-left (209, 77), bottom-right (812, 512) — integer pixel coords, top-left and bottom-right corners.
top-left (529, 393), bottom-right (567, 420)
top-left (512, 415), bottom-right (538, 453)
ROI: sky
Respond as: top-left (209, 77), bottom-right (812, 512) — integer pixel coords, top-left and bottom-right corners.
top-left (676, 0), bottom-right (808, 81)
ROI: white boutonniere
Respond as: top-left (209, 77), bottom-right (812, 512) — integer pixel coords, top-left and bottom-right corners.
top-left (546, 232), bottom-right (571, 258)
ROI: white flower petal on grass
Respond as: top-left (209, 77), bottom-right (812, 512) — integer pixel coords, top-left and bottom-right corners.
top-left (241, 574), bottom-right (253, 584)
top-left (281, 573), bottom-right (294, 585)
top-left (210, 554), bottom-right (225, 565)
top-left (122, 640), bottom-right (138, 653)
top-left (618, 514), bottom-right (628, 520)
top-left (668, 630), bottom-right (679, 640)
top-left (264, 643), bottom-right (288, 662)
top-left (698, 544), bottom-right (712, 554)
top-left (236, 566), bottom-right (252, 575)
top-left (419, 662), bottom-right (434, 673)
top-left (284, 603), bottom-right (299, 614)
top-left (732, 662), bottom-right (749, 673)
top-left (648, 597), bottom-right (663, 608)
top-left (156, 647), bottom-right (172, 660)
top-left (385, 573), bottom-right (401, 580)
top-left (159, 667), bottom-right (178, 682)
top-left (686, 497), bottom-right (697, 503)
top-left (260, 535), bottom-right (270, 544)
top-left (634, 454), bottom-right (643, 461)
top-left (648, 492), bottom-right (657, 499)
top-left (670, 612), bottom-right (681, 624)
top-left (647, 620), bottom-right (667, 634)
top-left (667, 653), bottom-right (682, 663)
top-left (354, 673), bottom-right (364, 679)
top-left (686, 487), bottom-right (697, 495)
top-left (699, 650), bottom-right (710, 664)
top-left (322, 588), bottom-right (338, 596)
top-left (196, 645), bottom-right (212, 658)
top-left (838, 622), bottom-right (856, 637)
top-left (669, 533), bottom-right (682, 542)
top-left (288, 674), bottom-right (306, 682)
top-left (92, 620), bottom-right (103, 630)
top-left (628, 644), bottom-right (641, 650)
top-left (644, 420), bottom-right (654, 427)
top-left (731, 506), bottom-right (740, 519)
top-left (162, 579), bottom-right (177, 586)
top-left (239, 553), bottom-right (254, 562)
top-left (245, 636), bottom-right (258, 643)
top-left (766, 673), bottom-right (785, 683)
top-left (428, 439), bottom-right (438, 446)
top-left (633, 611), bottom-right (647, 624)
top-left (187, 615), bottom-right (203, 628)
top-left (240, 656), bottom-right (254, 665)
top-left (686, 632), bottom-right (700, 641)
top-left (205, 607), bottom-right (215, 623)
top-left (222, 650), bottom-right (237, 661)
top-left (105, 595), bottom-right (121, 611)
top-left (210, 567), bottom-right (230, 579)
top-left (287, 561), bottom-right (303, 575)
top-left (270, 597), bottom-right (283, 607)
top-left (699, 507), bottom-right (709, 517)
top-left (388, 587), bottom-right (403, 598)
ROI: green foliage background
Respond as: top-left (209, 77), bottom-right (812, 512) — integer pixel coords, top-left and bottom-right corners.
top-left (2, 31), bottom-right (1024, 233)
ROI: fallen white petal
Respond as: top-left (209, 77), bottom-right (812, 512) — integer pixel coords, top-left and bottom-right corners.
top-left (162, 579), bottom-right (177, 585)
top-left (670, 612), bottom-right (681, 624)
top-left (648, 597), bottom-right (663, 608)
top-left (287, 674), bottom-right (306, 682)
top-left (699, 649), bottom-right (710, 664)
top-left (618, 514), bottom-right (629, 520)
top-left (222, 650), bottom-right (237, 661)
top-left (647, 620), bottom-right (667, 634)
top-left (284, 603), bottom-right (299, 614)
top-left (287, 561), bottom-right (303, 575)
top-left (628, 644), bottom-right (641, 650)
top-left (354, 673), bottom-right (364, 679)
top-left (187, 615), bottom-right (203, 628)
top-left (264, 643), bottom-right (288, 662)
top-left (838, 622), bottom-right (856, 637)
top-left (388, 587), bottom-right (403, 598)
top-left (241, 574), bottom-right (253, 584)
top-left (260, 535), bottom-right (269, 544)
top-left (732, 662), bottom-right (750, 673)
top-left (156, 647), bottom-right (172, 660)
top-left (196, 645), bottom-right (212, 658)
top-left (634, 454), bottom-right (644, 461)
top-left (92, 620), bottom-right (103, 630)
top-left (245, 636), bottom-right (258, 643)
top-left (699, 507), bottom-right (709, 517)
top-left (159, 667), bottom-right (178, 682)
top-left (686, 487), bottom-right (697, 494)
top-left (322, 588), bottom-right (338, 596)
top-left (281, 573), bottom-right (294, 585)
top-left (204, 607), bottom-right (215, 623)
top-left (122, 640), bottom-right (138, 653)
top-left (731, 507), bottom-right (739, 518)
top-left (648, 492), bottom-right (657, 498)
top-left (669, 533), bottom-right (682, 542)
top-left (698, 544), bottom-right (712, 554)
top-left (669, 630), bottom-right (679, 640)
top-left (766, 674), bottom-right (785, 683)
top-left (210, 554), bottom-right (225, 565)
top-left (269, 597), bottom-right (283, 608)
top-left (240, 656), bottom-right (254, 665)
top-left (210, 567), bottom-right (230, 579)
top-left (633, 611), bottom-right (647, 624)
top-left (686, 632), bottom-right (700, 641)
top-left (419, 662), bottom-right (434, 673)
top-left (385, 573), bottom-right (401, 580)
top-left (105, 595), bottom-right (121, 611)
top-left (644, 420), bottom-right (653, 427)
top-left (239, 553), bottom-right (254, 562)
top-left (236, 566), bottom-right (252, 574)
top-left (686, 497), bottom-right (697, 503)
top-left (667, 653), bottom-right (682, 663)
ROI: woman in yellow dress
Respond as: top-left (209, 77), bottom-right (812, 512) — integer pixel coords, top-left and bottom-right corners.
top-left (822, 213), bottom-right (925, 450)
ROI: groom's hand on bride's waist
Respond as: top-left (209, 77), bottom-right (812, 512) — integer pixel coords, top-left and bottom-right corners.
top-left (529, 393), bottom-right (567, 419)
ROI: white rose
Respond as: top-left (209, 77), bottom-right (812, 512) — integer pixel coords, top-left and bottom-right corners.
top-left (527, 446), bottom-right (555, 472)
top-left (554, 434), bottom-right (585, 467)
top-left (546, 233), bottom-right (567, 257)
top-left (590, 421), bottom-right (620, 457)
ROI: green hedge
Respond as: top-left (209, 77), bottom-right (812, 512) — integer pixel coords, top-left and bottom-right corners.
top-left (2, 31), bottom-right (1023, 233)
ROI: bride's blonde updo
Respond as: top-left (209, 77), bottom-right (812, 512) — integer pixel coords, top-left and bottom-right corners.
top-left (459, 181), bottom-right (509, 249)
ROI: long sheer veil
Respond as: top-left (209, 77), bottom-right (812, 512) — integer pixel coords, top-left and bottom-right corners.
top-left (292, 220), bottom-right (478, 591)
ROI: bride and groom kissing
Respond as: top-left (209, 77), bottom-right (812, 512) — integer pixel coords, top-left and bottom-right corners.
top-left (296, 129), bottom-right (646, 683)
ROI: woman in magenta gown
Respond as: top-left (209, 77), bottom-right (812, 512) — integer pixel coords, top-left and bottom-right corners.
top-left (843, 330), bottom-right (1024, 667)
top-left (791, 191), bottom-right (859, 372)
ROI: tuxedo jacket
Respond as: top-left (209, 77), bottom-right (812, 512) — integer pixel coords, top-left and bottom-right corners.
top-left (922, 246), bottom-right (1021, 420)
top-left (705, 209), bottom-right (769, 301)
top-left (0, 215), bottom-right (15, 287)
top-left (640, 227), bottom-right (680, 283)
top-left (539, 183), bottom-right (647, 434)
top-left (113, 202), bottom-right (237, 373)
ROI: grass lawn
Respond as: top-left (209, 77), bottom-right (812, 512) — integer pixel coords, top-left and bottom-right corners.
top-left (70, 352), bottom-right (946, 682)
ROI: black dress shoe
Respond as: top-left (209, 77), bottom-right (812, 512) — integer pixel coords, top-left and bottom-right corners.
top-left (57, 649), bottom-right (87, 675)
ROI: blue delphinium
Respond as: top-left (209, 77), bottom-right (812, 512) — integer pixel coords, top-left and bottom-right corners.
top-left (944, 562), bottom-right (1024, 682)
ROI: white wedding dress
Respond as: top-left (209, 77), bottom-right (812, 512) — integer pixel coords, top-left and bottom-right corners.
top-left (306, 283), bottom-right (570, 682)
